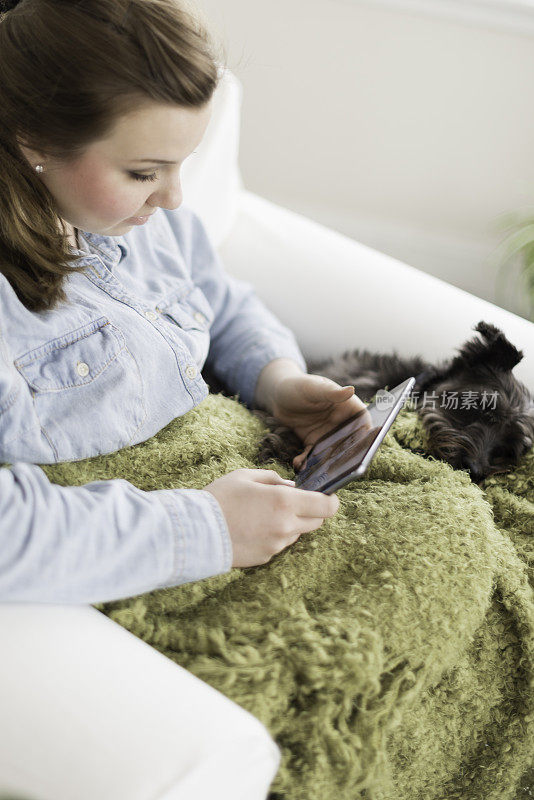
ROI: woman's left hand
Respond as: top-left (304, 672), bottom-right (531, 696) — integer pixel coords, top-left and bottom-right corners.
top-left (270, 373), bottom-right (370, 471)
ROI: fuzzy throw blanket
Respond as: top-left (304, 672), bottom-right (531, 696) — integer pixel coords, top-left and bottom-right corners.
top-left (39, 393), bottom-right (534, 800)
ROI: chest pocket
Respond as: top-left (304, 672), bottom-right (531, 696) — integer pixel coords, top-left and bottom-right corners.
top-left (156, 286), bottom-right (214, 331)
top-left (14, 317), bottom-right (147, 462)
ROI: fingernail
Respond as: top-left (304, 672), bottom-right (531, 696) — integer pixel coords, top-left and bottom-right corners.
top-left (284, 479), bottom-right (296, 485)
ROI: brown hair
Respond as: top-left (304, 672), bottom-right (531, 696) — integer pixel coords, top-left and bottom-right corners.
top-left (0, 0), bottom-right (225, 311)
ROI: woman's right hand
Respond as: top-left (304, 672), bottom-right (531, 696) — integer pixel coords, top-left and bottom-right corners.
top-left (204, 468), bottom-right (340, 568)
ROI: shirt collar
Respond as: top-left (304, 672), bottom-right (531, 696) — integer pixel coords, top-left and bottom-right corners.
top-left (75, 230), bottom-right (130, 267)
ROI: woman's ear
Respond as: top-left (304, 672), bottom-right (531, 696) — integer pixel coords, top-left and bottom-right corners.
top-left (15, 136), bottom-right (46, 169)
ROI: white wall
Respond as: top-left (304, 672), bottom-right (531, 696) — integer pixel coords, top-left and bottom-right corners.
top-left (196, 0), bottom-right (534, 321)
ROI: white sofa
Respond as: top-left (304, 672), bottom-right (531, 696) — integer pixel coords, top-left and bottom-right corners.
top-left (1, 69), bottom-right (533, 800)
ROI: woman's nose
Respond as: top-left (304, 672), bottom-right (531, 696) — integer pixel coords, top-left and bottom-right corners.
top-left (149, 181), bottom-right (183, 211)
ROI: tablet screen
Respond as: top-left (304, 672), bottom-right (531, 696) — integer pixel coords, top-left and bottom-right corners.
top-left (294, 379), bottom-right (414, 491)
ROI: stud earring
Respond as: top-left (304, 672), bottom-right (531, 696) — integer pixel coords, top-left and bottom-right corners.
top-left (35, 164), bottom-right (44, 173)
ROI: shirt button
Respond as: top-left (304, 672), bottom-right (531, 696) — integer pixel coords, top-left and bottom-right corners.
top-left (76, 361), bottom-right (90, 377)
top-left (145, 310), bottom-right (158, 321)
top-left (185, 365), bottom-right (198, 380)
top-left (193, 311), bottom-right (206, 325)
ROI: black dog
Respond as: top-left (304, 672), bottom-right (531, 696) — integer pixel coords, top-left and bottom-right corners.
top-left (203, 321), bottom-right (534, 484)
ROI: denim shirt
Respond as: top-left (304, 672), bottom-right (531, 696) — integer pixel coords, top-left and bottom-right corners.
top-left (0, 204), bottom-right (306, 603)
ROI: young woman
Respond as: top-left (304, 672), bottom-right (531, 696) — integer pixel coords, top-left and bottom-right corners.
top-left (0, 0), bottom-right (366, 603)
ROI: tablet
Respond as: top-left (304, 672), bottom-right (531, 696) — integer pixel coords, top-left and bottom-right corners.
top-left (294, 377), bottom-right (416, 494)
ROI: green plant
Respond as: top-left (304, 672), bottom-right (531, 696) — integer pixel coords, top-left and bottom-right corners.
top-left (492, 208), bottom-right (534, 322)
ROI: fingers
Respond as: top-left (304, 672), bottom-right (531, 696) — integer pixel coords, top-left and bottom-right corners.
top-left (328, 382), bottom-right (370, 415)
top-left (303, 375), bottom-right (347, 402)
top-left (237, 468), bottom-right (340, 519)
top-left (293, 444), bottom-right (313, 471)
top-left (359, 408), bottom-right (374, 427)
top-left (337, 388), bottom-right (368, 415)
top-left (306, 376), bottom-right (365, 405)
top-left (304, 378), bottom-right (368, 419)
top-left (286, 518), bottom-right (330, 543)
top-left (244, 468), bottom-right (296, 486)
top-left (294, 488), bottom-right (339, 518)
top-left (268, 484), bottom-right (339, 519)
top-left (284, 496), bottom-right (340, 548)
top-left (335, 385), bottom-right (355, 398)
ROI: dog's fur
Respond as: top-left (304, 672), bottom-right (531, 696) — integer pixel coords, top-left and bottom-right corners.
top-left (202, 321), bottom-right (534, 484)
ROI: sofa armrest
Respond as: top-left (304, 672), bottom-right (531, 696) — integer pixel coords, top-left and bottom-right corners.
top-left (218, 190), bottom-right (534, 392)
top-left (0, 604), bottom-right (279, 800)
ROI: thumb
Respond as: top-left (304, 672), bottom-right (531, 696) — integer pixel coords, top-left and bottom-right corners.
top-left (248, 469), bottom-right (296, 487)
top-left (333, 384), bottom-right (355, 398)
top-left (322, 381), bottom-right (356, 402)
top-left (305, 375), bottom-right (353, 399)
top-left (332, 383), bottom-right (369, 412)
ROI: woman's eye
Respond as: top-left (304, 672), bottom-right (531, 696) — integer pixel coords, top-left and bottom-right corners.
top-left (129, 172), bottom-right (158, 182)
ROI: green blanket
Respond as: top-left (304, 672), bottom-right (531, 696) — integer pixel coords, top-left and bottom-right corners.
top-left (40, 393), bottom-right (534, 800)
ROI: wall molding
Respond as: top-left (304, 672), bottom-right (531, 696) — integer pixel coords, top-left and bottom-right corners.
top-left (344, 0), bottom-right (534, 37)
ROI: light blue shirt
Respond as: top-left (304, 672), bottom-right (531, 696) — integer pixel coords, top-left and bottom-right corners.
top-left (0, 204), bottom-right (306, 603)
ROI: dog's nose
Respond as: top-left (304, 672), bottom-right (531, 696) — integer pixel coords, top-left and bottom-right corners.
top-left (462, 456), bottom-right (484, 483)
top-left (461, 457), bottom-right (486, 483)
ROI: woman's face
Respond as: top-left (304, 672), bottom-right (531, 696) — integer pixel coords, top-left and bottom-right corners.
top-left (22, 99), bottom-right (212, 245)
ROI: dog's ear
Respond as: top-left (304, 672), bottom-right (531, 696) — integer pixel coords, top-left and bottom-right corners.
top-left (473, 321), bottom-right (502, 341)
top-left (414, 365), bottom-right (444, 390)
top-left (450, 320), bottom-right (524, 373)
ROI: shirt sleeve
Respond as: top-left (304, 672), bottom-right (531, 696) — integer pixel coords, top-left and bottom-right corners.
top-left (0, 462), bottom-right (232, 604)
top-left (170, 206), bottom-right (307, 407)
